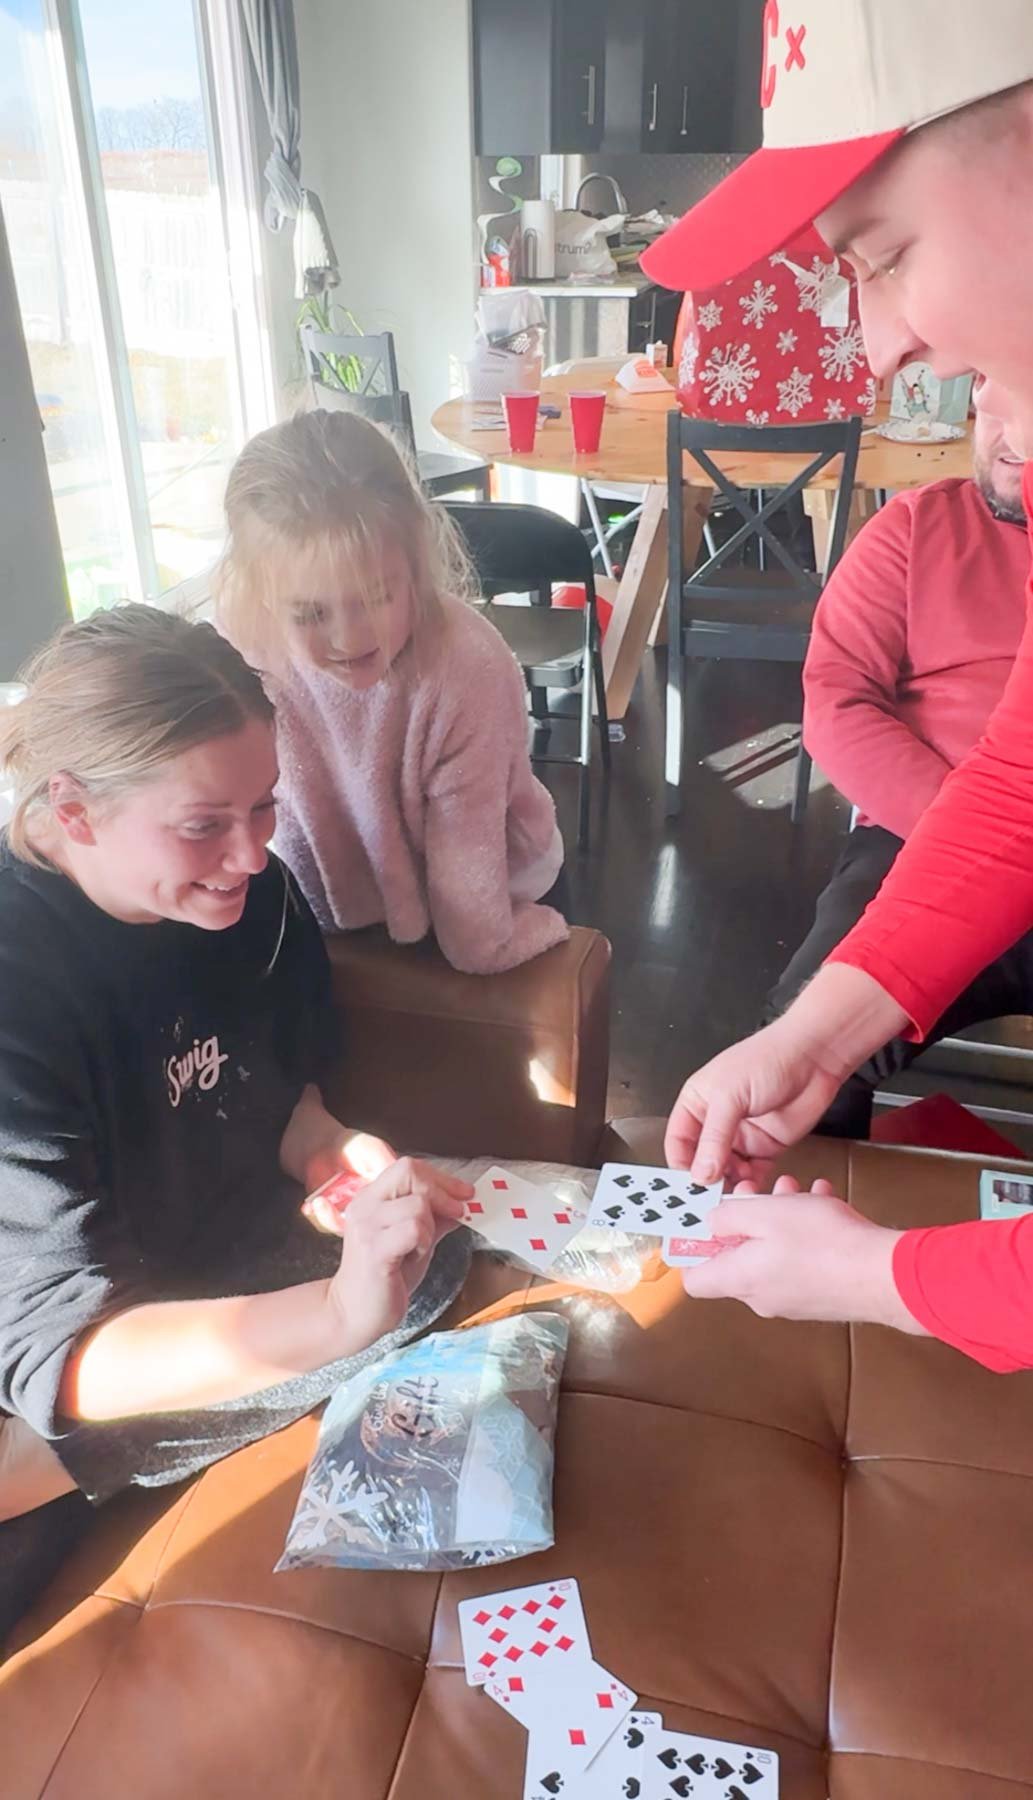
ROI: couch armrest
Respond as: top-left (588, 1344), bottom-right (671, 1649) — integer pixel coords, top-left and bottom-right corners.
top-left (320, 926), bottom-right (611, 1166)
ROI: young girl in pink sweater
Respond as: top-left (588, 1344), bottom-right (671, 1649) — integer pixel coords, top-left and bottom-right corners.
top-left (216, 409), bottom-right (569, 974)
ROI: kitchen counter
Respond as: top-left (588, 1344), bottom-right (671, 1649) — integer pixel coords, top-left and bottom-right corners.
top-left (512, 269), bottom-right (656, 299)
top-left (496, 269), bottom-right (680, 366)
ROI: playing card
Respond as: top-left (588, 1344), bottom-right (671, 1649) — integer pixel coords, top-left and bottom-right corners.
top-left (464, 1166), bottom-right (586, 1273)
top-left (523, 1711), bottom-right (662, 1799)
top-left (587, 1164), bottom-right (724, 1242)
top-left (458, 1578), bottom-right (590, 1686)
top-left (641, 1725), bottom-right (779, 1798)
top-left (301, 1167), bottom-right (365, 1231)
top-left (662, 1236), bottom-right (732, 1268)
top-left (487, 1657), bottom-right (636, 1771)
top-left (980, 1168), bottom-right (1033, 1221)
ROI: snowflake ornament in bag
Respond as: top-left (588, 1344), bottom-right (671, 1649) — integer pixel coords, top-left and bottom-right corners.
top-left (673, 225), bottom-right (876, 426)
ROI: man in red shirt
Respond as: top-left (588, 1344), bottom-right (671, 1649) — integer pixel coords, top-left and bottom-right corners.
top-left (637, 0), bottom-right (1033, 1365)
top-left (767, 402), bottom-right (1029, 1135)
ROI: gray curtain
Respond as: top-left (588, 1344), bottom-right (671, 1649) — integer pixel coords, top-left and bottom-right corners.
top-left (240, 0), bottom-right (339, 293)
top-left (239, 0), bottom-right (303, 232)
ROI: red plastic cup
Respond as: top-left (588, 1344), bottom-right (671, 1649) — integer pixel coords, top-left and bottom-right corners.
top-left (569, 390), bottom-right (607, 455)
top-left (501, 390), bottom-right (540, 453)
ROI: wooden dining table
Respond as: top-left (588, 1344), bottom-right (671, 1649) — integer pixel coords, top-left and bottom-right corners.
top-left (431, 361), bottom-right (975, 720)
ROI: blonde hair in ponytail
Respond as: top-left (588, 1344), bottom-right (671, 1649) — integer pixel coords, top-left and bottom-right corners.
top-left (0, 604), bottom-right (274, 868)
top-left (214, 407), bottom-right (475, 669)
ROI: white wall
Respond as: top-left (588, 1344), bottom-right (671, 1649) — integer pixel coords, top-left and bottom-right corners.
top-left (283, 0), bottom-right (477, 440)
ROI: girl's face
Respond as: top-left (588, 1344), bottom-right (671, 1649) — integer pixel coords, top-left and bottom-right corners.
top-left (50, 718), bottom-right (278, 929)
top-left (281, 539), bottom-right (415, 690)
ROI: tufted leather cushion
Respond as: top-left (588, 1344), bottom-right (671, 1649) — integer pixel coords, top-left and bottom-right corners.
top-left (323, 926), bottom-right (612, 1167)
top-left (5, 1137), bottom-right (1033, 1796)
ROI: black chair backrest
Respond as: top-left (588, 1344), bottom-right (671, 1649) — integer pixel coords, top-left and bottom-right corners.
top-left (668, 412), bottom-right (863, 603)
top-left (308, 387), bottom-right (418, 464)
top-left (441, 501), bottom-right (595, 598)
top-left (300, 326), bottom-right (400, 398)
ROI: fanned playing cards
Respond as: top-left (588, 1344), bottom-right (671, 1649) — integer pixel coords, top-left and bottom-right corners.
top-left (460, 1577), bottom-right (779, 1795)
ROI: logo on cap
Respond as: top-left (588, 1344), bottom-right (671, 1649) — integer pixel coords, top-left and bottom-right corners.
top-left (761, 0), bottom-right (808, 109)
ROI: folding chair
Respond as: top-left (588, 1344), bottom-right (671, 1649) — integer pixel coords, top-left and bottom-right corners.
top-left (301, 326), bottom-right (491, 501)
top-left (441, 501), bottom-right (611, 851)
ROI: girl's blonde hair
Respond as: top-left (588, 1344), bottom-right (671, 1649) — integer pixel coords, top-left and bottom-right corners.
top-left (215, 407), bottom-right (475, 667)
top-left (0, 604), bottom-right (274, 868)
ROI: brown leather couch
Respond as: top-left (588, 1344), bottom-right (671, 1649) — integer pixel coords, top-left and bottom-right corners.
top-left (324, 925), bottom-right (611, 1168)
top-left (6, 933), bottom-right (1033, 1797)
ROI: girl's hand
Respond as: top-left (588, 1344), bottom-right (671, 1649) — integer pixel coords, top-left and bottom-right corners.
top-left (303, 1131), bottom-right (398, 1234)
top-left (679, 1175), bottom-right (927, 1333)
top-left (326, 1157), bottom-right (474, 1356)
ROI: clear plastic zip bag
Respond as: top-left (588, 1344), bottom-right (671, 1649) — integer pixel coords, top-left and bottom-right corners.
top-left (277, 1311), bottom-right (569, 1574)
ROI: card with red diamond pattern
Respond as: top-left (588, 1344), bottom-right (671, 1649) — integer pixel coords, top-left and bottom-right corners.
top-left (458, 1578), bottom-right (591, 1687)
top-left (462, 1167), bottom-right (586, 1273)
top-left (486, 1657), bottom-right (636, 1774)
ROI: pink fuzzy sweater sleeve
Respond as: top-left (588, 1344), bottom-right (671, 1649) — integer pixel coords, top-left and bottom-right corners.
top-left (421, 632), bottom-right (568, 975)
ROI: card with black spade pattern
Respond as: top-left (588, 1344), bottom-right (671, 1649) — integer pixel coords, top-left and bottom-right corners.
top-left (641, 1725), bottom-right (778, 1799)
top-left (586, 1165), bottom-right (724, 1243)
top-left (523, 1711), bottom-right (662, 1800)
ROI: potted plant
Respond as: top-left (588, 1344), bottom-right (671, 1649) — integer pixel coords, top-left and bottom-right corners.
top-left (296, 293), bottom-right (365, 392)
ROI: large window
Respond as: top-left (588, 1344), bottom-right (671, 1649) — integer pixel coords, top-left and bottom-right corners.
top-left (0, 0), bottom-right (274, 614)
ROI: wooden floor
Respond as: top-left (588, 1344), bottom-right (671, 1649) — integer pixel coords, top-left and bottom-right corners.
top-left (538, 650), bottom-right (849, 1124)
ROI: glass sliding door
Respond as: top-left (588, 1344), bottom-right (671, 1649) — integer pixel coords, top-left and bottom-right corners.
top-left (0, 0), bottom-right (138, 613)
top-left (0, 0), bottom-right (271, 614)
top-left (78, 0), bottom-right (245, 591)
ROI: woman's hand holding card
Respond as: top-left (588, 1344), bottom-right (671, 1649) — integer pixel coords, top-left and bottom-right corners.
top-left (325, 1157), bottom-right (473, 1356)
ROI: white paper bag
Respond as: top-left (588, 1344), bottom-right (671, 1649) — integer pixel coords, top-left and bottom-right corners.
top-left (554, 211), bottom-right (623, 280)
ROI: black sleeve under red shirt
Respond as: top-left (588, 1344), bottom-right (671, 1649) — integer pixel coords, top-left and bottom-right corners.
top-left (0, 847), bottom-right (339, 1483)
top-left (824, 464), bottom-right (1033, 1370)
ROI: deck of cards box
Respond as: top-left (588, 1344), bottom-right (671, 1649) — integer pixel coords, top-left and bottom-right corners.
top-left (980, 1169), bottom-right (1033, 1219)
top-left (459, 1576), bottom-right (778, 1797)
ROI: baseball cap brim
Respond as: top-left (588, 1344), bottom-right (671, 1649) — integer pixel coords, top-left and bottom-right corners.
top-left (640, 129), bottom-right (904, 292)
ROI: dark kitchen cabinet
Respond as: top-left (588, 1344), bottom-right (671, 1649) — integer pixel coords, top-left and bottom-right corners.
top-left (627, 284), bottom-right (683, 359)
top-left (603, 0), bottom-right (763, 153)
top-left (641, 1), bottom-right (680, 151)
top-left (473, 0), bottom-right (606, 155)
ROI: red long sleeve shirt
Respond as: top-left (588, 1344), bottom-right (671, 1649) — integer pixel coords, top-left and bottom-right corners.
top-left (824, 464), bottom-right (1033, 1369)
top-left (803, 478), bottom-right (1028, 840)
top-left (828, 465), bottom-right (1033, 1032)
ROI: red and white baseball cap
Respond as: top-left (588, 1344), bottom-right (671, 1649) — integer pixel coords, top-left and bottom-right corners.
top-left (641, 0), bottom-right (1033, 292)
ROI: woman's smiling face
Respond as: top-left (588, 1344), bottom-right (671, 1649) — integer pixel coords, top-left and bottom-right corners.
top-left (49, 718), bottom-right (279, 928)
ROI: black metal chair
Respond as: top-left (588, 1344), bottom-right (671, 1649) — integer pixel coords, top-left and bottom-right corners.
top-left (320, 387), bottom-right (421, 457)
top-left (665, 412), bottom-right (862, 821)
top-left (301, 326), bottom-right (492, 502)
top-left (441, 501), bottom-right (611, 851)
